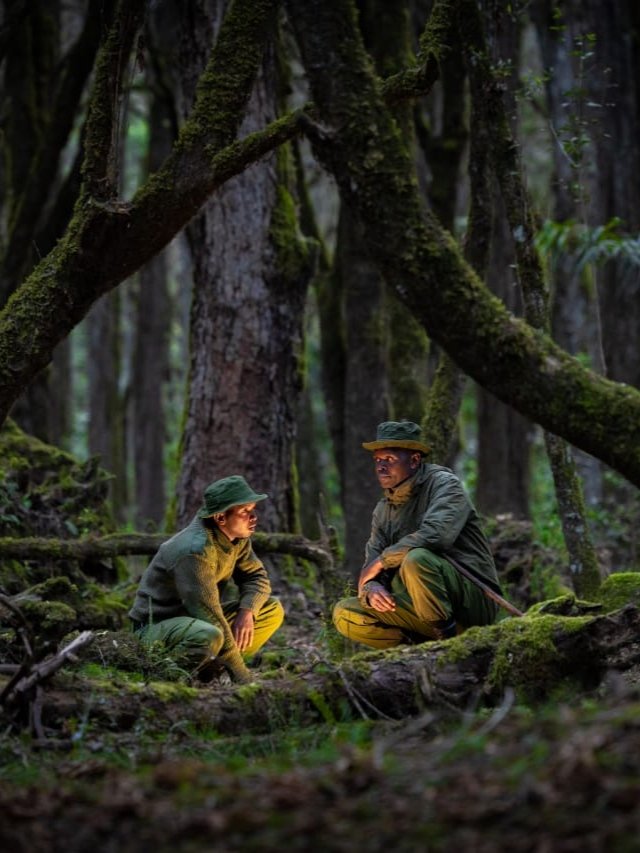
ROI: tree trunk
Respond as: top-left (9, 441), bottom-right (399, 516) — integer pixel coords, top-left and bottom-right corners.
top-left (336, 208), bottom-right (391, 571)
top-left (176, 3), bottom-right (313, 531)
top-left (460, 0), bottom-right (600, 596)
top-left (87, 291), bottom-right (128, 520)
top-left (476, 220), bottom-right (531, 515)
top-left (531, 0), bottom-right (606, 509)
top-left (2, 0), bottom-right (640, 496)
top-left (473, 3), bottom-right (530, 519)
top-left (131, 6), bottom-right (178, 530)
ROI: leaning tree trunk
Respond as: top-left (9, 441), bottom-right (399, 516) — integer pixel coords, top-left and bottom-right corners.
top-left (531, 0), bottom-right (606, 509)
top-left (462, 0), bottom-right (600, 596)
top-left (532, 1), bottom-right (640, 560)
top-left (2, 0), bottom-right (59, 440)
top-left (176, 1), bottom-right (313, 530)
top-left (1, 0), bottom-right (115, 443)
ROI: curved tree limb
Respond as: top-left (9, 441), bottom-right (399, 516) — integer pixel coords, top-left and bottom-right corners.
top-left (285, 0), bottom-right (640, 487)
top-left (0, 0), bottom-right (118, 299)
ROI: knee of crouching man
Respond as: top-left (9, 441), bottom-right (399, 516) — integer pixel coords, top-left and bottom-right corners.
top-left (402, 548), bottom-right (437, 575)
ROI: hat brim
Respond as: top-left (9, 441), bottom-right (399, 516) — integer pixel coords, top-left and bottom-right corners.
top-left (362, 439), bottom-right (430, 454)
top-left (198, 492), bottom-right (268, 518)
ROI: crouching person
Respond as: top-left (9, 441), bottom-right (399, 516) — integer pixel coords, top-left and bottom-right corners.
top-left (333, 421), bottom-right (501, 649)
top-left (129, 475), bottom-right (284, 683)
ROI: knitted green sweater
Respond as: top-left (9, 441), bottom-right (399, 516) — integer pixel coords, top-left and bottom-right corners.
top-left (129, 515), bottom-right (271, 680)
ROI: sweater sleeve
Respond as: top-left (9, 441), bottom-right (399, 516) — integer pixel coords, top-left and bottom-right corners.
top-left (380, 472), bottom-right (471, 568)
top-left (173, 553), bottom-right (225, 624)
top-left (173, 552), bottom-right (252, 682)
top-left (232, 540), bottom-right (272, 614)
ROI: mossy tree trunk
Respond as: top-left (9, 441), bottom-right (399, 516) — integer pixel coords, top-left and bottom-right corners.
top-left (1, 0), bottom-right (116, 442)
top-left (2, 0), bottom-right (640, 499)
top-left (458, 0), bottom-right (600, 597)
top-left (531, 0), bottom-right (606, 509)
top-left (337, 0), bottom-right (432, 572)
top-left (284, 0), bottom-right (640, 492)
top-left (175, 2), bottom-right (314, 531)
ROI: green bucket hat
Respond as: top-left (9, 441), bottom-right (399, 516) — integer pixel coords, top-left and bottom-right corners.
top-left (362, 420), bottom-right (430, 455)
top-left (198, 475), bottom-right (268, 518)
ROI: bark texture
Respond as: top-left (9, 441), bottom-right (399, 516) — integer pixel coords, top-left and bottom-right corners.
top-left (1, 0), bottom-right (640, 497)
top-left (458, 0), bottom-right (600, 596)
top-left (474, 7), bottom-right (530, 519)
top-left (131, 3), bottom-right (179, 529)
top-left (175, 2), bottom-right (313, 530)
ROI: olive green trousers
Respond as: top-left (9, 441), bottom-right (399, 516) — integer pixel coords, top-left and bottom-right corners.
top-left (134, 596), bottom-right (284, 661)
top-left (333, 548), bottom-right (497, 649)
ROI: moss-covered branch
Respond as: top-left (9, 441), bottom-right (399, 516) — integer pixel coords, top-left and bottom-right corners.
top-left (285, 0), bottom-right (640, 487)
top-left (77, 602), bottom-right (640, 734)
top-left (82, 0), bottom-right (145, 199)
top-left (0, 0), bottom-right (117, 299)
top-left (0, 531), bottom-right (333, 568)
top-left (0, 0), bottom-right (282, 424)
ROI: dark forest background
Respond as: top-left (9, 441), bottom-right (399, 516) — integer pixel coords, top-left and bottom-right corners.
top-left (2, 0), bottom-right (639, 587)
top-left (2, 2), bottom-right (640, 849)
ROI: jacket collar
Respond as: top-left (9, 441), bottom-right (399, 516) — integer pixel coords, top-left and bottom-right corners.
top-left (383, 463), bottom-right (426, 505)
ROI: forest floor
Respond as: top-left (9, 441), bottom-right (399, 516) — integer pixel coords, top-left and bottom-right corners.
top-left (2, 581), bottom-right (640, 853)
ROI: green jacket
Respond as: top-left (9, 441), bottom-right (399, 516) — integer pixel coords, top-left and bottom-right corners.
top-left (365, 462), bottom-right (500, 591)
top-left (128, 515), bottom-right (272, 625)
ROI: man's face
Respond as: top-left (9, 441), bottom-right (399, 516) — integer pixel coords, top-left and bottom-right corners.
top-left (372, 448), bottom-right (420, 489)
top-left (216, 502), bottom-right (258, 541)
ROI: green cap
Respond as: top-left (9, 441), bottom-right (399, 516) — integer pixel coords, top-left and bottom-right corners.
top-left (362, 420), bottom-right (430, 455)
top-left (198, 475), bottom-right (268, 518)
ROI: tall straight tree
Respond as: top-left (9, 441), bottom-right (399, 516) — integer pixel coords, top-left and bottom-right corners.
top-left (475, 2), bottom-right (530, 519)
top-left (329, 0), bottom-right (430, 573)
top-left (131, 2), bottom-right (179, 529)
top-left (175, 0), bottom-right (313, 530)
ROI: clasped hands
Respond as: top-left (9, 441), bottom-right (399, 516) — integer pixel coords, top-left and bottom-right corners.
top-left (357, 557), bottom-right (396, 612)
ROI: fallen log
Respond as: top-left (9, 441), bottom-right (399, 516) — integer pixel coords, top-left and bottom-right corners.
top-left (0, 531), bottom-right (333, 567)
top-left (41, 605), bottom-right (640, 737)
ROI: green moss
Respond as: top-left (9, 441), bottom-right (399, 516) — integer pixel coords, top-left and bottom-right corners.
top-left (19, 599), bottom-right (77, 632)
top-left (305, 688), bottom-right (337, 724)
top-left (488, 615), bottom-right (590, 693)
top-left (146, 681), bottom-right (198, 702)
top-left (440, 613), bottom-right (592, 699)
top-left (597, 572), bottom-right (640, 613)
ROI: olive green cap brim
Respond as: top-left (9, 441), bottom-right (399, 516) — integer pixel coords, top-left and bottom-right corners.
top-left (362, 439), bottom-right (430, 454)
top-left (198, 492), bottom-right (267, 518)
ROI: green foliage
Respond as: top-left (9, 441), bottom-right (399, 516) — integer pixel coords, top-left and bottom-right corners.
top-left (536, 217), bottom-right (640, 279)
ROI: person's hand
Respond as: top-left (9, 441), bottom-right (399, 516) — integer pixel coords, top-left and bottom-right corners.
top-left (232, 608), bottom-right (255, 652)
top-left (357, 557), bottom-right (384, 594)
top-left (363, 581), bottom-right (396, 612)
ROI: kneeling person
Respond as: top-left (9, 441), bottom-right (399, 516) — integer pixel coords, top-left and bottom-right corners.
top-left (333, 421), bottom-right (500, 648)
top-left (129, 475), bottom-right (284, 682)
